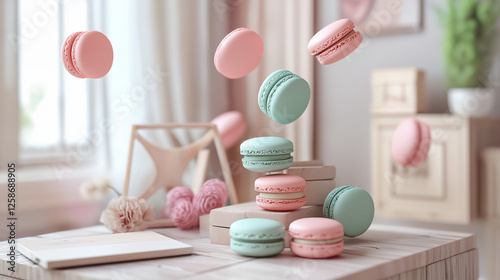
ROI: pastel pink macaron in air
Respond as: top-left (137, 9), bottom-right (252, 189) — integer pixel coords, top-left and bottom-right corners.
top-left (210, 111), bottom-right (247, 149)
top-left (308, 18), bottom-right (362, 65)
top-left (289, 217), bottom-right (344, 259)
top-left (255, 174), bottom-right (306, 211)
top-left (391, 118), bottom-right (431, 167)
top-left (62, 30), bottom-right (113, 79)
top-left (214, 27), bottom-right (263, 79)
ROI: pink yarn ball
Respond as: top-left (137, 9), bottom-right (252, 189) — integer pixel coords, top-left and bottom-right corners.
top-left (164, 186), bottom-right (194, 217)
top-left (171, 200), bottom-right (199, 230)
top-left (193, 179), bottom-right (228, 215)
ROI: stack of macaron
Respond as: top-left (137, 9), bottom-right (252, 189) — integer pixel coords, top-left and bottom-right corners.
top-left (214, 18), bottom-right (370, 259)
top-left (240, 136), bottom-right (307, 212)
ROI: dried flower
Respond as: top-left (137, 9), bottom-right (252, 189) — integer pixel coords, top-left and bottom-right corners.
top-left (164, 186), bottom-right (194, 217)
top-left (100, 196), bottom-right (154, 233)
top-left (193, 179), bottom-right (228, 215)
top-left (171, 200), bottom-right (199, 230)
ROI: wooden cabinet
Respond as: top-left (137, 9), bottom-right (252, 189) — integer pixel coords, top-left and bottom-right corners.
top-left (371, 115), bottom-right (500, 224)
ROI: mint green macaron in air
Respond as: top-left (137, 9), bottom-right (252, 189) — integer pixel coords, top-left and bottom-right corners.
top-left (230, 218), bottom-right (285, 257)
top-left (240, 136), bottom-right (293, 172)
top-left (323, 185), bottom-right (375, 238)
top-left (258, 69), bottom-right (311, 125)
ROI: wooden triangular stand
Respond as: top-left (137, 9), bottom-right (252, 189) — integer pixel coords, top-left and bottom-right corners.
top-left (121, 124), bottom-right (239, 228)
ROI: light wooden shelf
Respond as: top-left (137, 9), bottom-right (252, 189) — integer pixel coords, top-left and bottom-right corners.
top-left (0, 224), bottom-right (477, 280)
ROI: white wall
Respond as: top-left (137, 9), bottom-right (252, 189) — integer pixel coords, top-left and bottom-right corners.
top-left (313, 2), bottom-right (500, 278)
top-left (316, 0), bottom-right (457, 189)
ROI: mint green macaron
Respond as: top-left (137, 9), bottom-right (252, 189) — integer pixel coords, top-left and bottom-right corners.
top-left (323, 185), bottom-right (375, 237)
top-left (230, 218), bottom-right (285, 257)
top-left (258, 69), bottom-right (311, 125)
top-left (240, 136), bottom-right (293, 172)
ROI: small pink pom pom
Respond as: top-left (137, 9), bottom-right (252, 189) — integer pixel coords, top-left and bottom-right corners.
top-left (100, 196), bottom-right (154, 233)
top-left (171, 200), bottom-right (199, 230)
top-left (164, 186), bottom-right (194, 217)
top-left (193, 179), bottom-right (228, 215)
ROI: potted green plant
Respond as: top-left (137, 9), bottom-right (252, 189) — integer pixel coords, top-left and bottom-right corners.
top-left (439, 0), bottom-right (499, 116)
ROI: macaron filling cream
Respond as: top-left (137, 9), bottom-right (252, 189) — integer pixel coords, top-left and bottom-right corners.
top-left (292, 237), bottom-right (343, 245)
top-left (258, 191), bottom-right (305, 200)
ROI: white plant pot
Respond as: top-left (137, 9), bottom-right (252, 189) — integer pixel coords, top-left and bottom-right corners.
top-left (447, 88), bottom-right (495, 117)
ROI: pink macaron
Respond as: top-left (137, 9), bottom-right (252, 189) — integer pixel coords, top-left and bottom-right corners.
top-left (211, 111), bottom-right (247, 149)
top-left (289, 217), bottom-right (344, 259)
top-left (62, 31), bottom-right (113, 79)
top-left (255, 174), bottom-right (306, 211)
top-left (307, 18), bottom-right (362, 65)
top-left (214, 27), bottom-right (263, 79)
top-left (391, 118), bottom-right (431, 167)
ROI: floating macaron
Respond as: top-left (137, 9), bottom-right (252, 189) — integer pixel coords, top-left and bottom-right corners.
top-left (258, 70), bottom-right (311, 125)
top-left (62, 31), bottom-right (113, 79)
top-left (308, 18), bottom-right (362, 65)
top-left (211, 111), bottom-right (247, 149)
top-left (230, 218), bottom-right (285, 257)
top-left (289, 217), bottom-right (344, 259)
top-left (391, 118), bottom-right (431, 167)
top-left (255, 174), bottom-right (306, 211)
top-left (240, 137), bottom-right (294, 172)
top-left (214, 27), bottom-right (263, 79)
top-left (323, 186), bottom-right (374, 237)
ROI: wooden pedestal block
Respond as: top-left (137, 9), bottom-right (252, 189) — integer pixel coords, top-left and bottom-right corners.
top-left (372, 115), bottom-right (500, 224)
top-left (371, 68), bottom-right (426, 115)
top-left (209, 202), bottom-right (323, 245)
top-left (305, 180), bottom-right (336, 205)
top-left (284, 165), bottom-right (336, 180)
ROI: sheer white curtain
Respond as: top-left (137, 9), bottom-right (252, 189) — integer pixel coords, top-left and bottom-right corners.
top-left (0, 0), bottom-right (19, 166)
top-left (100, 0), bottom-right (230, 206)
top-left (99, 0), bottom-right (314, 203)
top-left (227, 0), bottom-right (315, 201)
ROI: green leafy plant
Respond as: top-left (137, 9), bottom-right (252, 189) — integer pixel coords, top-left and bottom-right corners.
top-left (438, 0), bottom-right (499, 88)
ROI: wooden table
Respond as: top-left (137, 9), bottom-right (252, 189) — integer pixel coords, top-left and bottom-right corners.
top-left (0, 224), bottom-right (477, 280)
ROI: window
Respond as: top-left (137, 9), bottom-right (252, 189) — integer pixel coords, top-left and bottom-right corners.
top-left (18, 0), bottom-right (91, 165)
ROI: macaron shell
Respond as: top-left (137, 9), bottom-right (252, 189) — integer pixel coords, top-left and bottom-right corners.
top-left (308, 18), bottom-right (355, 55)
top-left (258, 70), bottom-right (293, 115)
top-left (230, 238), bottom-right (285, 257)
top-left (61, 31), bottom-right (85, 78)
top-left (290, 240), bottom-right (343, 259)
top-left (325, 187), bottom-right (374, 238)
top-left (254, 174), bottom-right (306, 193)
top-left (230, 218), bottom-right (285, 240)
top-left (214, 28), bottom-right (263, 79)
top-left (323, 185), bottom-right (350, 218)
top-left (256, 195), bottom-right (306, 211)
top-left (317, 31), bottom-right (362, 65)
top-left (240, 137), bottom-right (294, 156)
top-left (391, 118), bottom-right (431, 167)
top-left (72, 31), bottom-right (113, 78)
top-left (267, 75), bottom-right (311, 125)
top-left (242, 157), bottom-right (293, 172)
top-left (211, 111), bottom-right (247, 149)
top-left (288, 217), bottom-right (343, 240)
top-left (409, 120), bottom-right (431, 166)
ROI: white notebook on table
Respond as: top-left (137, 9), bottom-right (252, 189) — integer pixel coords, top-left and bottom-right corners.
top-left (17, 231), bottom-right (193, 269)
